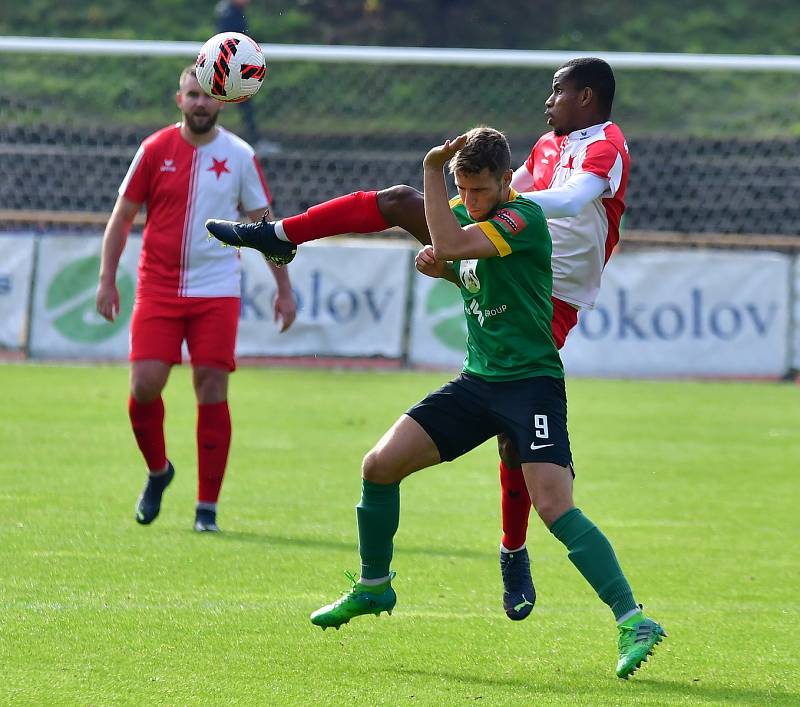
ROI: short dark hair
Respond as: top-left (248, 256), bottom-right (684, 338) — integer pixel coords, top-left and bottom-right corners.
top-left (559, 57), bottom-right (615, 116)
top-left (448, 127), bottom-right (511, 179)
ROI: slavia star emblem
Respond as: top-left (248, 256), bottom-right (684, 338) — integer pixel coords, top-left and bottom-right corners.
top-left (209, 157), bottom-right (230, 179)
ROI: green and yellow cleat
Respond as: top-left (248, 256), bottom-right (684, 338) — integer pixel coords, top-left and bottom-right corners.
top-left (311, 571), bottom-right (397, 630)
top-left (615, 611), bottom-right (667, 679)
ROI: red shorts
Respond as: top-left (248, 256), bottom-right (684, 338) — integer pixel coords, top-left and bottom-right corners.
top-left (551, 297), bottom-right (579, 350)
top-left (130, 295), bottom-right (240, 371)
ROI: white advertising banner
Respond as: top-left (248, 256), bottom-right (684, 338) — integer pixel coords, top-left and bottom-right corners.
top-left (794, 255), bottom-right (800, 371)
top-left (29, 236), bottom-right (409, 360)
top-left (561, 250), bottom-right (791, 377)
top-left (0, 235), bottom-right (36, 350)
top-left (24, 237), bottom-right (794, 375)
top-left (236, 240), bottom-right (412, 358)
top-left (29, 235), bottom-right (142, 359)
top-left (408, 272), bottom-right (466, 370)
top-left (409, 250), bottom-right (792, 378)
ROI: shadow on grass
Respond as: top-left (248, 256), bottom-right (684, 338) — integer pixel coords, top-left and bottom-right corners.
top-left (393, 668), bottom-right (797, 704)
top-left (635, 678), bottom-right (798, 705)
top-left (213, 529), bottom-right (490, 560)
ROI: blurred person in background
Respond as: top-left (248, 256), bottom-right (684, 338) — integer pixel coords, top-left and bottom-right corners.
top-left (215, 0), bottom-right (250, 35)
top-left (206, 58), bottom-right (629, 617)
top-left (96, 65), bottom-right (296, 533)
top-left (215, 0), bottom-right (276, 153)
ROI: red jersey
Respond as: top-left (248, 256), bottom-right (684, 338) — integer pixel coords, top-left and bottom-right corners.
top-left (120, 125), bottom-right (271, 298)
top-left (524, 121), bottom-right (629, 309)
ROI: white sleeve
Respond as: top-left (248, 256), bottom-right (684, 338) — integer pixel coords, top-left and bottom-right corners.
top-left (522, 171), bottom-right (608, 219)
top-left (510, 163), bottom-right (535, 192)
top-left (239, 152), bottom-right (270, 212)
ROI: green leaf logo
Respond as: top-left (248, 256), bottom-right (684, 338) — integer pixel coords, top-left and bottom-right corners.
top-left (46, 256), bottom-right (134, 343)
top-left (425, 279), bottom-right (466, 351)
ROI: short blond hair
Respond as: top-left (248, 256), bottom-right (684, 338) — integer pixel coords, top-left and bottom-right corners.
top-left (179, 65), bottom-right (197, 87)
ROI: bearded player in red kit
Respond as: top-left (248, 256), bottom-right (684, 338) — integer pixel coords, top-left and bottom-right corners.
top-left (97, 65), bottom-right (296, 533)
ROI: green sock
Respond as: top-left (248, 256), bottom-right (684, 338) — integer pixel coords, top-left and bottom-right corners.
top-left (549, 507), bottom-right (639, 620)
top-left (356, 478), bottom-right (400, 580)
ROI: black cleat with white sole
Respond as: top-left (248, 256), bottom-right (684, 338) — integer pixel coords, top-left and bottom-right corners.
top-left (500, 547), bottom-right (536, 620)
top-left (194, 508), bottom-right (221, 533)
top-left (135, 461), bottom-right (175, 525)
top-left (205, 215), bottom-right (297, 266)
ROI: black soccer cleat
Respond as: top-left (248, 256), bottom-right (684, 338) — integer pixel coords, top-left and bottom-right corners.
top-left (194, 508), bottom-right (220, 533)
top-left (135, 461), bottom-right (175, 525)
top-left (205, 215), bottom-right (297, 266)
top-left (500, 547), bottom-right (536, 620)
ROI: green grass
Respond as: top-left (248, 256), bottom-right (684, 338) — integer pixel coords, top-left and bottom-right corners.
top-left (1, 364), bottom-right (798, 705)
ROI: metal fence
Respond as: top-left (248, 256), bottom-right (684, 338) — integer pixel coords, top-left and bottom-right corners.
top-left (2, 38), bottom-right (800, 241)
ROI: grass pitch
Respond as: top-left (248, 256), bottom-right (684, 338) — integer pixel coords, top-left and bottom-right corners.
top-left (1, 364), bottom-right (798, 706)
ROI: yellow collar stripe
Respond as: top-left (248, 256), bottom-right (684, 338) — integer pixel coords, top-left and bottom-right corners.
top-left (478, 221), bottom-right (512, 257)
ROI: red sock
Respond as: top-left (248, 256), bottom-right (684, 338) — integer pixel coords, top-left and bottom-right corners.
top-left (197, 401), bottom-right (232, 504)
top-left (281, 190), bottom-right (389, 244)
top-left (500, 460), bottom-right (531, 550)
top-left (128, 396), bottom-right (167, 472)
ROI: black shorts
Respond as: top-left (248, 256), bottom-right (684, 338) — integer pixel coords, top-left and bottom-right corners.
top-left (406, 373), bottom-right (572, 467)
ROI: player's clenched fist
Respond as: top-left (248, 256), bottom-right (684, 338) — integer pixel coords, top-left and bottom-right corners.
top-left (415, 245), bottom-right (450, 279)
top-left (96, 281), bottom-right (120, 322)
top-left (422, 134), bottom-right (468, 170)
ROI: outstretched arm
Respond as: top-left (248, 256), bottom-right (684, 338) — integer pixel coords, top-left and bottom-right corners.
top-left (511, 164), bottom-right (608, 218)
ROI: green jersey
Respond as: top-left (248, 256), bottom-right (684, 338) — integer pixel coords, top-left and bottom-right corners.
top-left (450, 189), bottom-right (563, 381)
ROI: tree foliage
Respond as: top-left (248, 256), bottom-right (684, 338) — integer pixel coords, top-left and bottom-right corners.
top-left (3, 1), bottom-right (800, 137)
top-left (3, 0), bottom-right (799, 53)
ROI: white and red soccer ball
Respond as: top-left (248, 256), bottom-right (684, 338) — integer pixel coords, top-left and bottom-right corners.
top-left (195, 31), bottom-right (266, 103)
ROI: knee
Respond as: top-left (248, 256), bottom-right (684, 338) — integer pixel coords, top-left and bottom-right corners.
top-left (377, 185), bottom-right (422, 222)
top-left (497, 433), bottom-right (521, 467)
top-left (194, 368), bottom-right (228, 404)
top-left (361, 448), bottom-right (397, 485)
top-left (130, 375), bottom-right (161, 403)
top-left (533, 497), bottom-right (572, 528)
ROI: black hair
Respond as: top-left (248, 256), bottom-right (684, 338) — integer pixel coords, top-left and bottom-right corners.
top-left (559, 57), bottom-right (615, 116)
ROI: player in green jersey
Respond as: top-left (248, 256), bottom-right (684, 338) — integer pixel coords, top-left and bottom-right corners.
top-left (305, 127), bottom-right (665, 679)
top-left (205, 59), bottom-right (629, 628)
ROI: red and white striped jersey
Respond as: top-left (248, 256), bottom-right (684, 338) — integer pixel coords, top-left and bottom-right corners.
top-left (523, 121), bottom-right (629, 309)
top-left (120, 124), bottom-right (271, 298)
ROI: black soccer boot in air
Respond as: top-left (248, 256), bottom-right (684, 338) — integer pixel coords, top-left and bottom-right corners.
top-left (205, 214), bottom-right (297, 266)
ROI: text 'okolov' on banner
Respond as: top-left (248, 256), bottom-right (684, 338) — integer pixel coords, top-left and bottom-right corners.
top-left (11, 234), bottom-right (799, 377)
top-left (236, 240), bottom-right (412, 358)
top-left (26, 235), bottom-right (412, 361)
top-left (409, 250), bottom-right (794, 378)
top-left (561, 250), bottom-right (791, 377)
